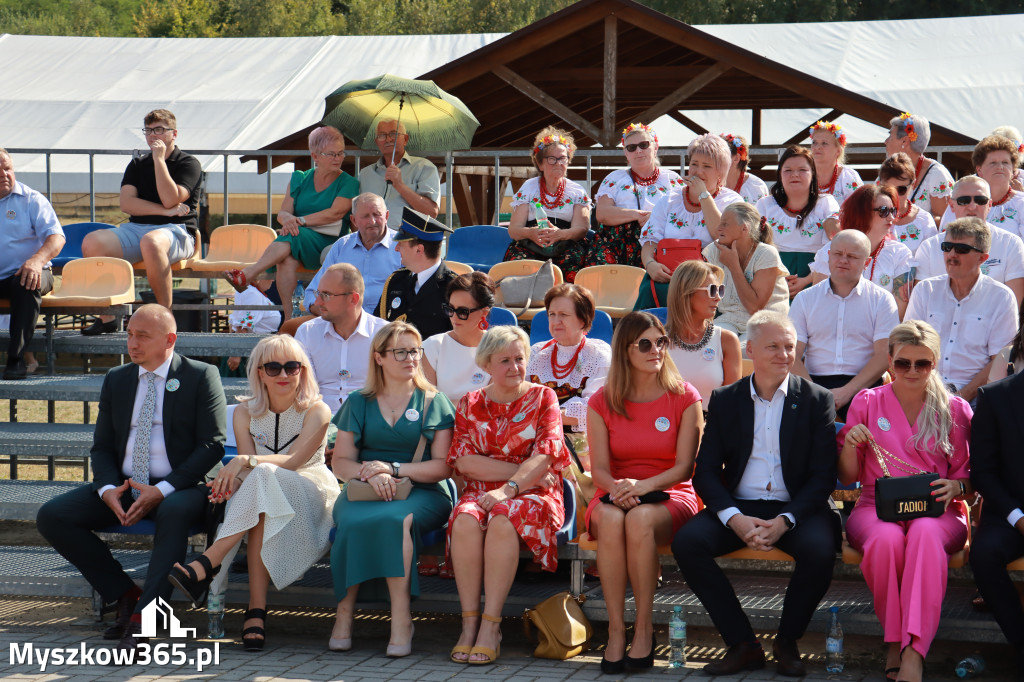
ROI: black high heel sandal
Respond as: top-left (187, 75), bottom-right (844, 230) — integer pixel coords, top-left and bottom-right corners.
top-left (625, 631), bottom-right (657, 670)
top-left (242, 608), bottom-right (267, 651)
top-left (168, 555), bottom-right (220, 608)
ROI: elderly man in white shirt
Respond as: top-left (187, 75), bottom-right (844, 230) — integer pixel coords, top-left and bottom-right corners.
top-left (914, 175), bottom-right (1024, 306)
top-left (906, 217), bottom-right (1018, 403)
top-left (791, 230), bottom-right (900, 419)
top-left (294, 263), bottom-right (386, 414)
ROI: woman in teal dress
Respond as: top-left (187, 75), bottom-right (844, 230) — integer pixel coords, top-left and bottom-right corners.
top-left (226, 125), bottom-right (359, 322)
top-left (329, 321), bottom-right (456, 658)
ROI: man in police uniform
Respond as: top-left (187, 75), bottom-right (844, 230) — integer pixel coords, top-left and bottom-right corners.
top-left (377, 207), bottom-right (456, 340)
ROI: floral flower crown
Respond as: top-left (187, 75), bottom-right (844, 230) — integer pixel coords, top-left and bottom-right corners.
top-left (899, 113), bottom-right (918, 142)
top-left (621, 122), bottom-right (658, 146)
top-left (1016, 140), bottom-right (1024, 154)
top-left (534, 134), bottom-right (570, 155)
top-left (808, 120), bottom-right (847, 146)
top-left (721, 133), bottom-right (747, 161)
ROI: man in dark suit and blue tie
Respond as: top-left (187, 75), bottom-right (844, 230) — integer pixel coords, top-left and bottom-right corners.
top-left (37, 304), bottom-right (226, 650)
top-left (672, 310), bottom-right (840, 677)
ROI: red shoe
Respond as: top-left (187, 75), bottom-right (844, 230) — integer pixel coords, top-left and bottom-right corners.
top-left (438, 562), bottom-right (455, 580)
top-left (224, 269), bottom-right (248, 293)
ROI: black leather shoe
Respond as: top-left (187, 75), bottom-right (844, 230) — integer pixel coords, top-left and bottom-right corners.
top-left (3, 361), bottom-right (27, 380)
top-left (772, 637), bottom-right (806, 677)
top-left (117, 621), bottom-right (148, 653)
top-left (102, 590), bottom-right (139, 640)
top-left (705, 640), bottom-right (765, 676)
top-left (82, 318), bottom-right (119, 336)
top-left (600, 654), bottom-right (625, 675)
top-left (625, 631), bottom-right (657, 670)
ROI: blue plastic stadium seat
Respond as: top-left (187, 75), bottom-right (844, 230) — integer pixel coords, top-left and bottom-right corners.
top-left (51, 222), bottom-right (114, 268)
top-left (487, 306), bottom-right (518, 327)
top-left (530, 309), bottom-right (613, 346)
top-left (446, 225), bottom-right (512, 272)
top-left (642, 307), bottom-right (668, 324)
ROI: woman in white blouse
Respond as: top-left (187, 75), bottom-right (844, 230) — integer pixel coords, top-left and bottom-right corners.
top-left (635, 134), bottom-right (743, 308)
top-left (505, 126), bottom-right (592, 282)
top-left (755, 145), bottom-right (840, 298)
top-left (878, 153), bottom-right (937, 255)
top-left (970, 135), bottom-right (1024, 239)
top-left (809, 120), bottom-right (862, 206)
top-left (590, 122), bottom-right (682, 268)
top-left (884, 113), bottom-right (954, 226)
top-left (721, 133), bottom-right (769, 205)
top-left (422, 272), bottom-right (494, 404)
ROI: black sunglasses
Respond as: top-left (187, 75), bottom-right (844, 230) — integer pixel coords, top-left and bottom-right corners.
top-left (872, 206), bottom-right (898, 218)
top-left (624, 140), bottom-right (652, 153)
top-left (940, 241), bottom-right (984, 255)
top-left (892, 358), bottom-right (934, 373)
top-left (954, 195), bottom-right (989, 206)
top-left (632, 335), bottom-right (669, 353)
top-left (442, 303), bottom-right (485, 320)
top-left (261, 361), bottom-right (302, 376)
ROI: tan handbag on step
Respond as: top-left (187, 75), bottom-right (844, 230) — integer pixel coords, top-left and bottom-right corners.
top-left (522, 591), bottom-right (592, 659)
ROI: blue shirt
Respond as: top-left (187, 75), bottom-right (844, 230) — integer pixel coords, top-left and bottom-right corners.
top-left (304, 228), bottom-right (403, 314)
top-left (0, 181), bottom-right (64, 279)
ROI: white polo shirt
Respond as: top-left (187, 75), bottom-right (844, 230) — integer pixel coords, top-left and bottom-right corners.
top-left (940, 192), bottom-right (1024, 240)
top-left (913, 224), bottom-right (1024, 284)
top-left (791, 278), bottom-right (899, 376)
top-left (905, 274), bottom-right (1018, 390)
top-left (294, 311), bottom-right (388, 413)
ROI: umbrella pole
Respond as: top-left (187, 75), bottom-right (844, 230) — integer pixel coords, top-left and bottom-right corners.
top-left (386, 94), bottom-right (405, 187)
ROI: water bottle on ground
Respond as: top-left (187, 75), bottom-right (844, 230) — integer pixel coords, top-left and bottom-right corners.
top-left (207, 592), bottom-right (225, 639)
top-left (669, 605), bottom-right (687, 668)
top-left (825, 606), bottom-right (844, 673)
top-left (292, 281), bottom-right (305, 319)
top-left (956, 655), bottom-right (985, 678)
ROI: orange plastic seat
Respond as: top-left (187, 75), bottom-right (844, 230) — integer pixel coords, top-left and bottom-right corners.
top-left (445, 260), bottom-right (473, 276)
top-left (44, 257), bottom-right (135, 307)
top-left (573, 265), bottom-right (646, 318)
top-left (575, 531), bottom-right (793, 561)
top-left (187, 224), bottom-right (278, 272)
top-left (1008, 556), bottom-right (1024, 570)
top-left (741, 358), bottom-right (754, 377)
top-left (488, 259), bottom-right (565, 320)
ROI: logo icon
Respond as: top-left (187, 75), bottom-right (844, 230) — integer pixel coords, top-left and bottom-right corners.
top-left (136, 597), bottom-right (197, 638)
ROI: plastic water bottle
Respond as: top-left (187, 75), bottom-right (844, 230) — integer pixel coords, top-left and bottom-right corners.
top-left (956, 655), bottom-right (985, 678)
top-left (533, 201), bottom-right (551, 229)
top-left (825, 606), bottom-right (845, 673)
top-left (669, 605), bottom-right (687, 668)
top-left (292, 281), bottom-right (305, 318)
top-left (207, 592), bottom-right (225, 639)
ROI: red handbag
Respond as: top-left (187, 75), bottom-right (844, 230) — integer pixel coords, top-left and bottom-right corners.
top-left (650, 238), bottom-right (705, 306)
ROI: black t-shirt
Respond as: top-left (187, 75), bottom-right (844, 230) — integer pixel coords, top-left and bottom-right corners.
top-left (120, 147), bottom-right (202, 231)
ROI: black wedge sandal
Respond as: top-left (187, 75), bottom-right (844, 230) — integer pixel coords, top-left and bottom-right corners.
top-left (168, 555), bottom-right (220, 608)
top-left (242, 608), bottom-right (267, 651)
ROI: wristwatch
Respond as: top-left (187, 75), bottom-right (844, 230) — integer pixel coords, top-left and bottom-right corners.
top-left (391, 462), bottom-right (402, 477)
top-left (958, 480), bottom-right (966, 497)
top-left (298, 216), bottom-right (307, 226)
top-left (245, 455), bottom-right (258, 469)
top-left (779, 515), bottom-right (794, 530)
top-left (698, 190), bottom-right (711, 200)
top-left (506, 480), bottom-right (520, 496)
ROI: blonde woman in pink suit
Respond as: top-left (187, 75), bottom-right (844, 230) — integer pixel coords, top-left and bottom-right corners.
top-left (838, 320), bottom-right (975, 682)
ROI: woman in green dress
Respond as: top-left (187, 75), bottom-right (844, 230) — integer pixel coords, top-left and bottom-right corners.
top-left (329, 321), bottom-right (456, 657)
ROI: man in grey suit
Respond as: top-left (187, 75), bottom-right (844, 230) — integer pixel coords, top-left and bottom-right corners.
top-left (37, 304), bottom-right (226, 650)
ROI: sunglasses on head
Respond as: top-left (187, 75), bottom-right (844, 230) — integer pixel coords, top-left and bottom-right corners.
top-left (954, 195), bottom-right (989, 206)
top-left (632, 335), bottom-right (669, 353)
top-left (696, 284), bottom-right (726, 298)
top-left (892, 358), bottom-right (934, 373)
top-left (624, 140), bottom-right (652, 153)
top-left (261, 361), bottom-right (302, 377)
top-left (872, 206), bottom-right (898, 218)
top-left (442, 303), bottom-right (485, 320)
top-left (940, 241), bottom-right (984, 255)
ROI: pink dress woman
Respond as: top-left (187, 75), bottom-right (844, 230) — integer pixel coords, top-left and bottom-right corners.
top-left (838, 384), bottom-right (971, 658)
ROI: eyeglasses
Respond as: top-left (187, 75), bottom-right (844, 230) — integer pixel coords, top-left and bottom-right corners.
top-left (384, 347), bottom-right (423, 361)
top-left (442, 303), bottom-right (485, 320)
top-left (872, 206), bottom-right (898, 218)
top-left (954, 195), bottom-right (990, 206)
top-left (631, 336), bottom-right (669, 353)
top-left (893, 185), bottom-right (909, 196)
top-left (940, 241), bottom-right (984, 255)
top-left (261, 361), bottom-right (302, 376)
top-left (892, 358), bottom-right (934, 373)
top-left (313, 290), bottom-right (354, 302)
top-left (695, 284), bottom-right (726, 298)
top-left (141, 126), bottom-right (174, 135)
top-left (624, 140), bottom-right (652, 153)
top-left (543, 156), bottom-right (569, 165)
top-left (318, 151), bottom-right (344, 159)
top-left (375, 132), bottom-right (401, 142)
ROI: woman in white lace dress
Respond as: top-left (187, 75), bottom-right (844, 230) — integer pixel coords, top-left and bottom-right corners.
top-left (809, 120), bottom-right (862, 206)
top-left (884, 113), bottom-right (954, 226)
top-left (169, 335), bottom-right (336, 651)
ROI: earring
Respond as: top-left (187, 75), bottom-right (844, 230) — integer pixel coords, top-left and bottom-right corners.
top-left (479, 317), bottom-right (489, 331)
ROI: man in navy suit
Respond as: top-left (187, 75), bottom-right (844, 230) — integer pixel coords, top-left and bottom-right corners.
top-left (37, 304), bottom-right (225, 649)
top-left (672, 310), bottom-right (840, 677)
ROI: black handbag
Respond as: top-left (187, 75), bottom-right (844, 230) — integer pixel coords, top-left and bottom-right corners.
top-left (870, 440), bottom-right (943, 522)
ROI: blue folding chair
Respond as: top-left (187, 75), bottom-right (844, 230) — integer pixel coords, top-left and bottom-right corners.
top-left (642, 307), bottom-right (668, 324)
top-left (529, 309), bottom-right (613, 345)
top-left (446, 225), bottom-right (512, 272)
top-left (51, 222), bottom-right (113, 268)
top-left (487, 306), bottom-right (518, 327)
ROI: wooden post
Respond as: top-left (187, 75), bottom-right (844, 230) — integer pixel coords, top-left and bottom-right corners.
top-left (603, 15), bottom-right (618, 147)
top-left (752, 108), bottom-right (762, 145)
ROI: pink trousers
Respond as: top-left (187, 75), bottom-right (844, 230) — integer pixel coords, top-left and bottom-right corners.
top-left (846, 500), bottom-right (967, 656)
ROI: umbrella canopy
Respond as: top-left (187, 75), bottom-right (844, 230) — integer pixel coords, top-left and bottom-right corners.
top-left (321, 74), bottom-right (479, 153)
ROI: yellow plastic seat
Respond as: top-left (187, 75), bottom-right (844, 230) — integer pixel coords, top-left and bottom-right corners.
top-left (1008, 557), bottom-right (1024, 570)
top-left (44, 257), bottom-right (135, 307)
top-left (446, 261), bottom-right (473, 276)
top-left (488, 259), bottom-right (565, 320)
top-left (573, 265), bottom-right (646, 318)
top-left (741, 358), bottom-right (754, 377)
top-left (187, 224), bottom-right (278, 272)
top-left (575, 531), bottom-right (793, 561)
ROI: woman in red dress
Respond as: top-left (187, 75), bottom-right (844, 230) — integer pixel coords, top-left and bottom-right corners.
top-left (446, 325), bottom-right (570, 666)
top-left (586, 311), bottom-right (702, 673)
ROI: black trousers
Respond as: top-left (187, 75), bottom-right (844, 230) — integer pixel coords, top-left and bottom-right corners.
top-left (36, 483), bottom-right (209, 612)
top-left (0, 269), bottom-right (53, 366)
top-left (672, 500), bottom-right (838, 646)
top-left (970, 519), bottom-right (1024, 648)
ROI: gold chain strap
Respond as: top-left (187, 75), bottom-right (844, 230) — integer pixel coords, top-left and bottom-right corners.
top-left (869, 440), bottom-right (926, 478)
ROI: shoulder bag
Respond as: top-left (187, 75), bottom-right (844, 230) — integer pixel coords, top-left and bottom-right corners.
top-left (871, 439), bottom-right (943, 522)
top-left (648, 238), bottom-right (705, 306)
top-left (496, 259), bottom-right (555, 316)
top-left (522, 591), bottom-right (592, 660)
top-left (345, 392), bottom-right (435, 502)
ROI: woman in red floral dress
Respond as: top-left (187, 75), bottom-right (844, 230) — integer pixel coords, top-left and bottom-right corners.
top-left (446, 325), bottom-right (570, 666)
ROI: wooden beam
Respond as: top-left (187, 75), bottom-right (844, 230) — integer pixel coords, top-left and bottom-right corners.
top-left (452, 173), bottom-right (477, 227)
top-left (667, 111), bottom-right (708, 135)
top-left (633, 62), bottom-right (730, 126)
top-left (782, 109), bottom-right (842, 145)
top-left (492, 65), bottom-right (603, 142)
top-left (752, 108), bottom-right (762, 145)
top-left (602, 15), bottom-right (618, 148)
